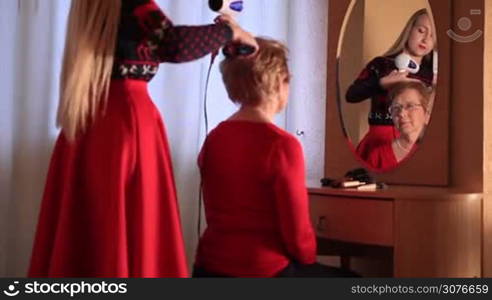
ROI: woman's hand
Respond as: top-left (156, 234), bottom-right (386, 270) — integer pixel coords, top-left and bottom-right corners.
top-left (215, 15), bottom-right (258, 55)
top-left (379, 70), bottom-right (420, 90)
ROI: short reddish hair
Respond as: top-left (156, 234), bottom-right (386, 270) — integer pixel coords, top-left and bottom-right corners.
top-left (388, 81), bottom-right (433, 112)
top-left (220, 37), bottom-right (289, 106)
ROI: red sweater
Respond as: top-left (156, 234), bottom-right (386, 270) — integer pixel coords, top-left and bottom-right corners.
top-left (365, 141), bottom-right (418, 172)
top-left (195, 120), bottom-right (316, 277)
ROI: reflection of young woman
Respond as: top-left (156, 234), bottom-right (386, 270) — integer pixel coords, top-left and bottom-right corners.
top-left (29, 0), bottom-right (257, 277)
top-left (345, 8), bottom-right (436, 162)
top-left (194, 38), bottom-right (356, 277)
top-left (366, 82), bottom-right (431, 172)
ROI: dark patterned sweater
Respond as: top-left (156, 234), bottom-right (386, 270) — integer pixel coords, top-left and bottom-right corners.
top-left (113, 0), bottom-right (233, 81)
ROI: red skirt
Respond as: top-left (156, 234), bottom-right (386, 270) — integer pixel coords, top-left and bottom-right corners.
top-left (28, 80), bottom-right (188, 277)
top-left (356, 125), bottom-right (399, 162)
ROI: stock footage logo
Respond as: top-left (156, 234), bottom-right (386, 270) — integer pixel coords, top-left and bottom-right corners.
top-left (0, 280), bottom-right (128, 298)
top-left (3, 281), bottom-right (20, 297)
top-left (447, 9), bottom-right (483, 43)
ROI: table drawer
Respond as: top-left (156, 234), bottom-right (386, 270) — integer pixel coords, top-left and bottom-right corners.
top-left (309, 194), bottom-right (394, 246)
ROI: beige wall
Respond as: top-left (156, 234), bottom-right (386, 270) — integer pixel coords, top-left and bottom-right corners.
top-left (363, 0), bottom-right (430, 63)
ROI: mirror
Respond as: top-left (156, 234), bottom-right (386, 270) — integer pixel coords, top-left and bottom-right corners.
top-left (337, 0), bottom-right (437, 172)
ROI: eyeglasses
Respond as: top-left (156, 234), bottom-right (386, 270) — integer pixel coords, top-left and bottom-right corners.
top-left (388, 103), bottom-right (423, 115)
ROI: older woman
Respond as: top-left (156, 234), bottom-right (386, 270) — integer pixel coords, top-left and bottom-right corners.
top-left (366, 81), bottom-right (432, 172)
top-left (194, 37), bottom-right (356, 277)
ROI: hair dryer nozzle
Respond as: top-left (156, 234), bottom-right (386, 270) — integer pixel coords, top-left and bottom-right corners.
top-left (395, 53), bottom-right (420, 74)
top-left (223, 43), bottom-right (255, 58)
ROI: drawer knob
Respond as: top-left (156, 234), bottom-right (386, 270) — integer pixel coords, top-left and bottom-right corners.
top-left (316, 216), bottom-right (327, 232)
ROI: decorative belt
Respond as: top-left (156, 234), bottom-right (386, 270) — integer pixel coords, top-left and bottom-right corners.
top-left (112, 62), bottom-right (159, 81)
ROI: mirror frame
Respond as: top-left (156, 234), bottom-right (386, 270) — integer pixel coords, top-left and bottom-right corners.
top-left (325, 0), bottom-right (450, 186)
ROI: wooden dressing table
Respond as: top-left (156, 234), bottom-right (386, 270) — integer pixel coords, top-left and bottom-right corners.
top-left (308, 185), bottom-right (482, 277)
top-left (316, 0), bottom-right (491, 277)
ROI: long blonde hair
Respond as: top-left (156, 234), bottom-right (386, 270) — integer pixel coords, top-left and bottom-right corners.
top-left (384, 8), bottom-right (437, 57)
top-left (57, 0), bottom-right (121, 141)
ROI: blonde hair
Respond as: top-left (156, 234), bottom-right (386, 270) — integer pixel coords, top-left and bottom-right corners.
top-left (384, 8), bottom-right (437, 58)
top-left (57, 0), bottom-right (121, 141)
top-left (220, 37), bottom-right (289, 106)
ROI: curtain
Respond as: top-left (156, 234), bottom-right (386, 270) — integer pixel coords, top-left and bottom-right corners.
top-left (0, 0), bottom-right (328, 277)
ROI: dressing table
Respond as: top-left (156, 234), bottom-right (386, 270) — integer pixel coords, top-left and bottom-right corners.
top-left (311, 0), bottom-right (490, 277)
top-left (308, 185), bottom-right (481, 277)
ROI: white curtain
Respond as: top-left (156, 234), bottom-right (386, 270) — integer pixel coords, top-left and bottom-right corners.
top-left (0, 0), bottom-right (327, 277)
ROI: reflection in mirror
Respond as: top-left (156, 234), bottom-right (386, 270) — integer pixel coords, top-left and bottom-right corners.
top-left (337, 0), bottom-right (437, 172)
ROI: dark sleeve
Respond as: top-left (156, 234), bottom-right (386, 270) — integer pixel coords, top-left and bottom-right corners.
top-left (346, 58), bottom-right (387, 103)
top-left (134, 0), bottom-right (233, 63)
top-left (269, 136), bottom-right (317, 265)
top-left (153, 24), bottom-right (233, 63)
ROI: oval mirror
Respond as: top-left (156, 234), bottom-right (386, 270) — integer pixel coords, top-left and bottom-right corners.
top-left (337, 0), bottom-right (437, 172)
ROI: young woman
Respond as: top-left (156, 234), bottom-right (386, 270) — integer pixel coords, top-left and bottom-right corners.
top-left (28, 0), bottom-right (257, 277)
top-left (346, 8), bottom-right (436, 162)
top-left (194, 37), bottom-right (356, 277)
top-left (366, 81), bottom-right (432, 172)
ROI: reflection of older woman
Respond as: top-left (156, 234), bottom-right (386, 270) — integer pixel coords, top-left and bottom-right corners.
top-left (345, 9), bottom-right (436, 162)
top-left (366, 82), bottom-right (431, 172)
top-left (194, 38), bottom-right (356, 277)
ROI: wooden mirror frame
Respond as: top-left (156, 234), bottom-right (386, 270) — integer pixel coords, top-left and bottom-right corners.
top-left (325, 0), bottom-right (451, 186)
